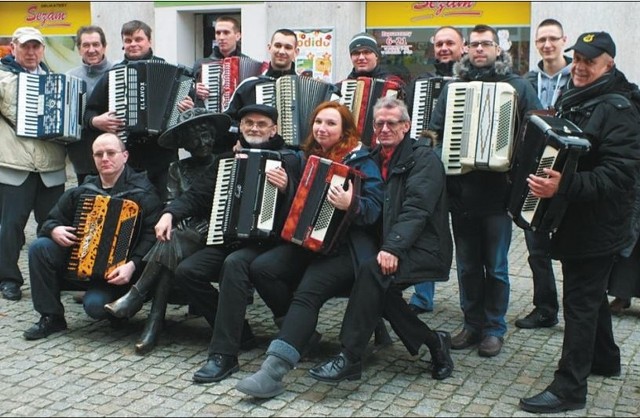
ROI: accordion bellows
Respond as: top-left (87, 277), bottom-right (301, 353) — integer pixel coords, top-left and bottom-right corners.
top-left (67, 195), bottom-right (139, 281)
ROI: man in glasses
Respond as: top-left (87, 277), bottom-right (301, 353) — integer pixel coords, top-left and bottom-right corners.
top-left (515, 19), bottom-right (571, 331)
top-left (429, 24), bottom-right (541, 358)
top-left (23, 133), bottom-right (162, 340)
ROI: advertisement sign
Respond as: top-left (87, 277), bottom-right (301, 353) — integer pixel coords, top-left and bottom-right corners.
top-left (294, 28), bottom-right (335, 83)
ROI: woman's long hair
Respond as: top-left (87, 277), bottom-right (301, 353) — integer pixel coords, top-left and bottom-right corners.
top-left (301, 101), bottom-right (360, 162)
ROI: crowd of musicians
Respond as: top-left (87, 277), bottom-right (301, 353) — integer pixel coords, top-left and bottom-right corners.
top-left (1, 16), bottom-right (640, 414)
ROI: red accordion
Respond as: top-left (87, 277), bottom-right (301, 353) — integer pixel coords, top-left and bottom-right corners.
top-left (202, 56), bottom-right (265, 112)
top-left (281, 155), bottom-right (361, 254)
top-left (339, 76), bottom-right (402, 146)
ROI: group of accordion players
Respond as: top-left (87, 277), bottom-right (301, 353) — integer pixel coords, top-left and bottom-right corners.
top-left (3, 15), bottom-right (640, 414)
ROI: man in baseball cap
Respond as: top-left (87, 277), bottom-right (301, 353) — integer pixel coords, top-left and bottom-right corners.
top-left (565, 31), bottom-right (616, 60)
top-left (12, 26), bottom-right (45, 45)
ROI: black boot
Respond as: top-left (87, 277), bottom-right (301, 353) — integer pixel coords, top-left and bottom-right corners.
top-left (104, 261), bottom-right (164, 318)
top-left (428, 330), bottom-right (454, 380)
top-left (135, 271), bottom-right (171, 355)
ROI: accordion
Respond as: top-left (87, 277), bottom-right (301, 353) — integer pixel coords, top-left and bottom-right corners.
top-left (202, 56), bottom-right (264, 113)
top-left (206, 149), bottom-right (283, 246)
top-left (67, 194), bottom-right (140, 281)
top-left (409, 76), bottom-right (451, 140)
top-left (339, 76), bottom-right (401, 146)
top-left (16, 73), bottom-right (86, 144)
top-left (441, 81), bottom-right (517, 175)
top-left (256, 75), bottom-right (336, 146)
top-left (281, 155), bottom-right (361, 254)
top-left (508, 114), bottom-right (591, 232)
top-left (108, 60), bottom-right (192, 142)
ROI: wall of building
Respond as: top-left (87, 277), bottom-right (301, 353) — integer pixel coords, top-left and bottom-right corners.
top-left (530, 1), bottom-right (640, 82)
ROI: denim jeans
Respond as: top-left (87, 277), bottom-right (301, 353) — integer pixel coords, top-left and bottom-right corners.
top-left (410, 281), bottom-right (435, 311)
top-left (451, 212), bottom-right (512, 337)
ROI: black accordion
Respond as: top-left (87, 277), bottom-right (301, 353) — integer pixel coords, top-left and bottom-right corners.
top-left (441, 81), bottom-right (517, 175)
top-left (67, 194), bottom-right (140, 281)
top-left (339, 76), bottom-right (402, 146)
top-left (108, 60), bottom-right (192, 142)
top-left (206, 149), bottom-right (283, 246)
top-left (281, 155), bottom-right (361, 254)
top-left (507, 114), bottom-right (591, 232)
top-left (202, 56), bottom-right (264, 112)
top-left (16, 73), bottom-right (86, 144)
top-left (409, 76), bottom-right (451, 140)
top-left (255, 75), bottom-right (336, 146)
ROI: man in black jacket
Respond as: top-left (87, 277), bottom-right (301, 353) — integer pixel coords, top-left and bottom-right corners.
top-left (429, 24), bottom-right (542, 358)
top-left (520, 32), bottom-right (640, 414)
top-left (23, 133), bottom-right (162, 340)
top-left (83, 20), bottom-right (178, 200)
top-left (309, 97), bottom-right (454, 384)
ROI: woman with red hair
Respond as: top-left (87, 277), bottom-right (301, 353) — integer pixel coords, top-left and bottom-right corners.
top-left (232, 101), bottom-right (383, 398)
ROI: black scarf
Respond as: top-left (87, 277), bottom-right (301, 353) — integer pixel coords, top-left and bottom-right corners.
top-left (434, 60), bottom-right (455, 77)
top-left (556, 68), bottom-right (633, 116)
top-left (238, 134), bottom-right (285, 150)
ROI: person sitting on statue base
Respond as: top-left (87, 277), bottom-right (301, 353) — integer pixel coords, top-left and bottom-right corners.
top-left (104, 108), bottom-right (234, 355)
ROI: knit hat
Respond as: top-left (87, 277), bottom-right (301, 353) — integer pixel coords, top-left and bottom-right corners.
top-left (12, 27), bottom-right (44, 44)
top-left (349, 32), bottom-right (381, 57)
top-left (565, 31), bottom-right (616, 59)
top-left (238, 104), bottom-right (278, 124)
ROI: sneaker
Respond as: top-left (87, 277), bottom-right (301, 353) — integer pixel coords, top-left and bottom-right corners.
top-left (24, 315), bottom-right (67, 340)
top-left (515, 308), bottom-right (558, 329)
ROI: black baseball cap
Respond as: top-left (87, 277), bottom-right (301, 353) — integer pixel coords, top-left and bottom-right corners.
top-left (565, 31), bottom-right (616, 59)
top-left (238, 104), bottom-right (278, 124)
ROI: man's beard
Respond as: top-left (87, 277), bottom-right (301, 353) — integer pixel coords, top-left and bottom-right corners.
top-left (243, 135), bottom-right (269, 145)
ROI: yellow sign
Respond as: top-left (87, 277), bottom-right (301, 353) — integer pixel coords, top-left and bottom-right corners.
top-left (366, 1), bottom-right (531, 27)
top-left (0, 2), bottom-right (91, 36)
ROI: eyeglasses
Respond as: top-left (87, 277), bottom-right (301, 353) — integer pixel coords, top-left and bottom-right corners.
top-left (240, 120), bottom-right (274, 130)
top-left (93, 150), bottom-right (123, 159)
top-left (467, 41), bottom-right (497, 49)
top-left (373, 120), bottom-right (404, 130)
top-left (535, 36), bottom-right (563, 45)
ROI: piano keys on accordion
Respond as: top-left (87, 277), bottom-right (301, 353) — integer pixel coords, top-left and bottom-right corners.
top-left (339, 76), bottom-right (401, 146)
top-left (441, 81), bottom-right (517, 175)
top-left (206, 149), bottom-right (283, 246)
top-left (281, 155), bottom-right (362, 254)
top-left (507, 114), bottom-right (591, 232)
top-left (409, 76), bottom-right (451, 140)
top-left (255, 75), bottom-right (336, 146)
top-left (202, 56), bottom-right (264, 113)
top-left (16, 73), bottom-right (86, 144)
top-left (108, 60), bottom-right (192, 142)
top-left (67, 194), bottom-right (140, 281)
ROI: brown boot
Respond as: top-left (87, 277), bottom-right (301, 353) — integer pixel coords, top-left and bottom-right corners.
top-left (609, 297), bottom-right (631, 316)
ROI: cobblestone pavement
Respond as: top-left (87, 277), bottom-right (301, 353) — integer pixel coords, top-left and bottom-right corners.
top-left (1, 173), bottom-right (639, 417)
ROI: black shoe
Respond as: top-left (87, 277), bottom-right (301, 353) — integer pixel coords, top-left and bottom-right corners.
top-left (519, 390), bottom-right (585, 413)
top-left (23, 315), bottom-right (67, 340)
top-left (515, 308), bottom-right (558, 329)
top-left (0, 280), bottom-right (22, 301)
top-left (193, 354), bottom-right (239, 383)
top-left (308, 352), bottom-right (362, 383)
top-left (478, 335), bottom-right (503, 357)
top-left (429, 331), bottom-right (454, 380)
top-left (408, 303), bottom-right (432, 314)
top-left (591, 364), bottom-right (621, 377)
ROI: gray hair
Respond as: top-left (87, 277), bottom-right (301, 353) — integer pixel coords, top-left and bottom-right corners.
top-left (372, 96), bottom-right (410, 121)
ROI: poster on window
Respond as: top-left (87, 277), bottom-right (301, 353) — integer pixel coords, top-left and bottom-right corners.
top-left (294, 28), bottom-right (334, 83)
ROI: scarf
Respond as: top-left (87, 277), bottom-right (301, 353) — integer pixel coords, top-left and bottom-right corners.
top-left (556, 68), bottom-right (633, 116)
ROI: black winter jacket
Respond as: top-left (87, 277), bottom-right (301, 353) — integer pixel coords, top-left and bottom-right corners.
top-left (551, 69), bottom-right (640, 259)
top-left (370, 136), bottom-right (453, 283)
top-left (38, 165), bottom-right (163, 271)
top-left (429, 52), bottom-right (542, 216)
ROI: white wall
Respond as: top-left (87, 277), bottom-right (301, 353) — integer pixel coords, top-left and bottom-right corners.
top-left (530, 1), bottom-right (640, 82)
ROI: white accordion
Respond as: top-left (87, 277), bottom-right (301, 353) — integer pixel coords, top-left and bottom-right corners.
top-left (441, 81), bottom-right (517, 175)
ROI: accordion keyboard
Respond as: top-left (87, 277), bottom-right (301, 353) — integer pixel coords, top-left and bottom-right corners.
top-left (309, 172), bottom-right (346, 243)
top-left (203, 62), bottom-right (222, 112)
top-left (16, 73), bottom-right (41, 137)
top-left (207, 158), bottom-right (235, 246)
top-left (520, 145), bottom-right (559, 226)
top-left (256, 82), bottom-right (276, 107)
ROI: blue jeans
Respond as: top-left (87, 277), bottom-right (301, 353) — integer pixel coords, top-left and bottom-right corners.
top-left (451, 212), bottom-right (512, 338)
top-left (410, 281), bottom-right (434, 311)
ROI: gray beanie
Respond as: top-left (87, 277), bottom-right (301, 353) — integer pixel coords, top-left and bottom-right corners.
top-left (349, 32), bottom-right (381, 57)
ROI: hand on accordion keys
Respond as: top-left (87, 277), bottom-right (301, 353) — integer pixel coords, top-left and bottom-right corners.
top-left (327, 179), bottom-right (354, 211)
top-left (194, 82), bottom-right (210, 101)
top-left (527, 168), bottom-right (562, 198)
top-left (92, 111), bottom-right (125, 134)
top-left (51, 226), bottom-right (78, 247)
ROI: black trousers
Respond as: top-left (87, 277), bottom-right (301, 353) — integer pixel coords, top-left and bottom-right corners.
top-left (524, 230), bottom-right (558, 315)
top-left (176, 246), bottom-right (231, 327)
top-left (208, 245), bottom-right (270, 357)
top-left (548, 255), bottom-right (620, 402)
top-left (341, 258), bottom-right (437, 361)
top-left (0, 173), bottom-right (64, 286)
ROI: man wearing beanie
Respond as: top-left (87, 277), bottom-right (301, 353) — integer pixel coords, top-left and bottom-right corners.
top-left (519, 31), bottom-right (640, 413)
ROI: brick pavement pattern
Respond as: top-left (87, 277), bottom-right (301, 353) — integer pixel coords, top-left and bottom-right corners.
top-left (1, 171), bottom-right (639, 417)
